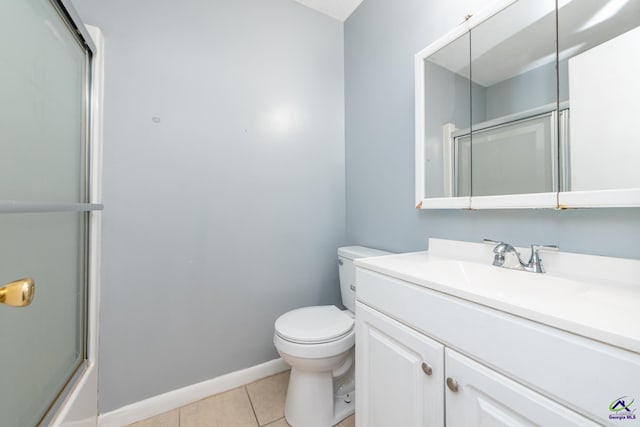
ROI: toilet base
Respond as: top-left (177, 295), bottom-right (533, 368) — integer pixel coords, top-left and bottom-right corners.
top-left (283, 367), bottom-right (355, 427)
top-left (333, 389), bottom-right (356, 425)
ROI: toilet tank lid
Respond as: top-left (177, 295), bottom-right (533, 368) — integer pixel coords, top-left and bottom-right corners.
top-left (338, 246), bottom-right (391, 260)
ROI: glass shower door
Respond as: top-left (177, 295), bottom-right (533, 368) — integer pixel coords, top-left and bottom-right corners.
top-left (0, 0), bottom-right (99, 425)
top-left (0, 214), bottom-right (86, 427)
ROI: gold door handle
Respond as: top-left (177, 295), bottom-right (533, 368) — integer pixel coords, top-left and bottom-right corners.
top-left (0, 278), bottom-right (35, 307)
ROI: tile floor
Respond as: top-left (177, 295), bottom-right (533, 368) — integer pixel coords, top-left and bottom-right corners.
top-left (128, 370), bottom-right (355, 427)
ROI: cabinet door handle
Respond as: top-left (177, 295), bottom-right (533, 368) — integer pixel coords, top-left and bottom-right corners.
top-left (446, 377), bottom-right (459, 392)
top-left (421, 362), bottom-right (432, 376)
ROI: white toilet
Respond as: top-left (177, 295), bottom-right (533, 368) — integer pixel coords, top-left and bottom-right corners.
top-left (273, 246), bottom-right (390, 427)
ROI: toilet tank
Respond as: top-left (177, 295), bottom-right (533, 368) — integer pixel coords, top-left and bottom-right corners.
top-left (338, 246), bottom-right (392, 313)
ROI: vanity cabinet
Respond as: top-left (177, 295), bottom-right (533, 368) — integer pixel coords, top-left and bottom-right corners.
top-left (355, 266), bottom-right (640, 427)
top-left (355, 303), bottom-right (444, 427)
top-left (356, 302), bottom-right (599, 427)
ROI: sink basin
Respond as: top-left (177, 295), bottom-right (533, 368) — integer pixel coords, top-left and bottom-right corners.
top-left (420, 259), bottom-right (590, 299)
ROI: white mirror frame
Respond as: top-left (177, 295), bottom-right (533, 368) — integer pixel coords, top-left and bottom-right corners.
top-left (414, 0), bottom-right (640, 210)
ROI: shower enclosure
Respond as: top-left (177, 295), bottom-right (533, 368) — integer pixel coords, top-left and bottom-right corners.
top-left (0, 1), bottom-right (102, 425)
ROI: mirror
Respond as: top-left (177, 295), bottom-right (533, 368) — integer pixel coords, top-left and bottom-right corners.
top-left (415, 0), bottom-right (640, 209)
top-left (422, 32), bottom-right (471, 200)
top-left (558, 0), bottom-right (640, 196)
top-left (469, 0), bottom-right (557, 199)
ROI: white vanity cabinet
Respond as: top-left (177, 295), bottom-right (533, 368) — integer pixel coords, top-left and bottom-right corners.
top-left (356, 301), bottom-right (599, 427)
top-left (355, 302), bottom-right (444, 427)
top-left (354, 263), bottom-right (640, 427)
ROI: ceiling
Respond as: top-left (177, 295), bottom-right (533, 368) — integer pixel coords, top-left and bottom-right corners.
top-left (291, 0), bottom-right (364, 21)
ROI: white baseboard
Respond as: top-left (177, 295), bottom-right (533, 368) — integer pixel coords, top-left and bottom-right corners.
top-left (98, 358), bottom-right (289, 427)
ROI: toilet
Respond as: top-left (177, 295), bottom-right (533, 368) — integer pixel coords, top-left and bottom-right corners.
top-left (273, 246), bottom-right (390, 427)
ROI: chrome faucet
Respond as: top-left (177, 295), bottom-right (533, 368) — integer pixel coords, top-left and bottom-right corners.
top-left (484, 239), bottom-right (558, 273)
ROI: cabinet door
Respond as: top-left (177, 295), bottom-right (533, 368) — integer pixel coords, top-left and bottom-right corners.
top-left (356, 302), bottom-right (444, 427)
top-left (445, 349), bottom-right (601, 427)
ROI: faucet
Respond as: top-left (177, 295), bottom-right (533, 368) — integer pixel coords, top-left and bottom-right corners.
top-left (484, 239), bottom-right (558, 273)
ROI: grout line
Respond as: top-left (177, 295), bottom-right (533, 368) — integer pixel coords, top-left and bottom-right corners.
top-left (244, 385), bottom-right (261, 426)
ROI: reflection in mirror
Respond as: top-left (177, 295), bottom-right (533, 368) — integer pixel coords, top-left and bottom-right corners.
top-left (468, 0), bottom-right (558, 197)
top-left (423, 33), bottom-right (471, 198)
top-left (558, 0), bottom-right (640, 192)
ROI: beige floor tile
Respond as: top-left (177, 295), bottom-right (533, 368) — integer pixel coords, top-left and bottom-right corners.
top-left (262, 413), bottom-right (354, 427)
top-left (263, 418), bottom-right (291, 427)
top-left (180, 387), bottom-right (258, 427)
top-left (335, 414), bottom-right (355, 427)
top-left (246, 370), bottom-right (290, 426)
top-left (128, 409), bottom-right (179, 427)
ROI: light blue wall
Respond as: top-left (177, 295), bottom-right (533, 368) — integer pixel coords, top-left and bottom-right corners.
top-left (345, 0), bottom-right (640, 258)
top-left (72, 0), bottom-right (345, 412)
top-left (484, 60), bottom-right (569, 120)
top-left (423, 61), bottom-right (487, 197)
top-left (423, 62), bottom-right (474, 197)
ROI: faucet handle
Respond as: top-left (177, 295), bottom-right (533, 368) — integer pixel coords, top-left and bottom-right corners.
top-left (484, 239), bottom-right (512, 267)
top-left (527, 245), bottom-right (558, 273)
top-left (531, 244), bottom-right (558, 252)
top-left (483, 238), bottom-right (503, 245)
top-left (484, 239), bottom-right (508, 255)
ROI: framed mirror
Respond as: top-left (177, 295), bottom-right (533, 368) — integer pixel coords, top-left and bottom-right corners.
top-left (415, 0), bottom-right (640, 209)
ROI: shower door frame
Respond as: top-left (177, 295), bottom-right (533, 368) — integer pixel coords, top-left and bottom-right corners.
top-left (46, 19), bottom-right (104, 426)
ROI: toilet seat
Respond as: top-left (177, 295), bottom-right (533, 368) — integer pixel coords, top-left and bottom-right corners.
top-left (275, 305), bottom-right (354, 344)
top-left (274, 305), bottom-right (355, 359)
top-left (274, 328), bottom-right (355, 360)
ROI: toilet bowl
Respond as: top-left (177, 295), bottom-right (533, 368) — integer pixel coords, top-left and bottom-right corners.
top-left (273, 246), bottom-right (391, 427)
top-left (274, 305), bottom-right (355, 427)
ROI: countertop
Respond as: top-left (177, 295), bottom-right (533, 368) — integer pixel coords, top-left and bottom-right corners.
top-left (355, 239), bottom-right (640, 354)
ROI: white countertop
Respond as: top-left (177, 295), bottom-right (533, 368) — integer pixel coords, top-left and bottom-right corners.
top-left (355, 239), bottom-right (640, 354)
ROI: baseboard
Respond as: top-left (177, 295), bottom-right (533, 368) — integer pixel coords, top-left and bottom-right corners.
top-left (98, 358), bottom-right (289, 427)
